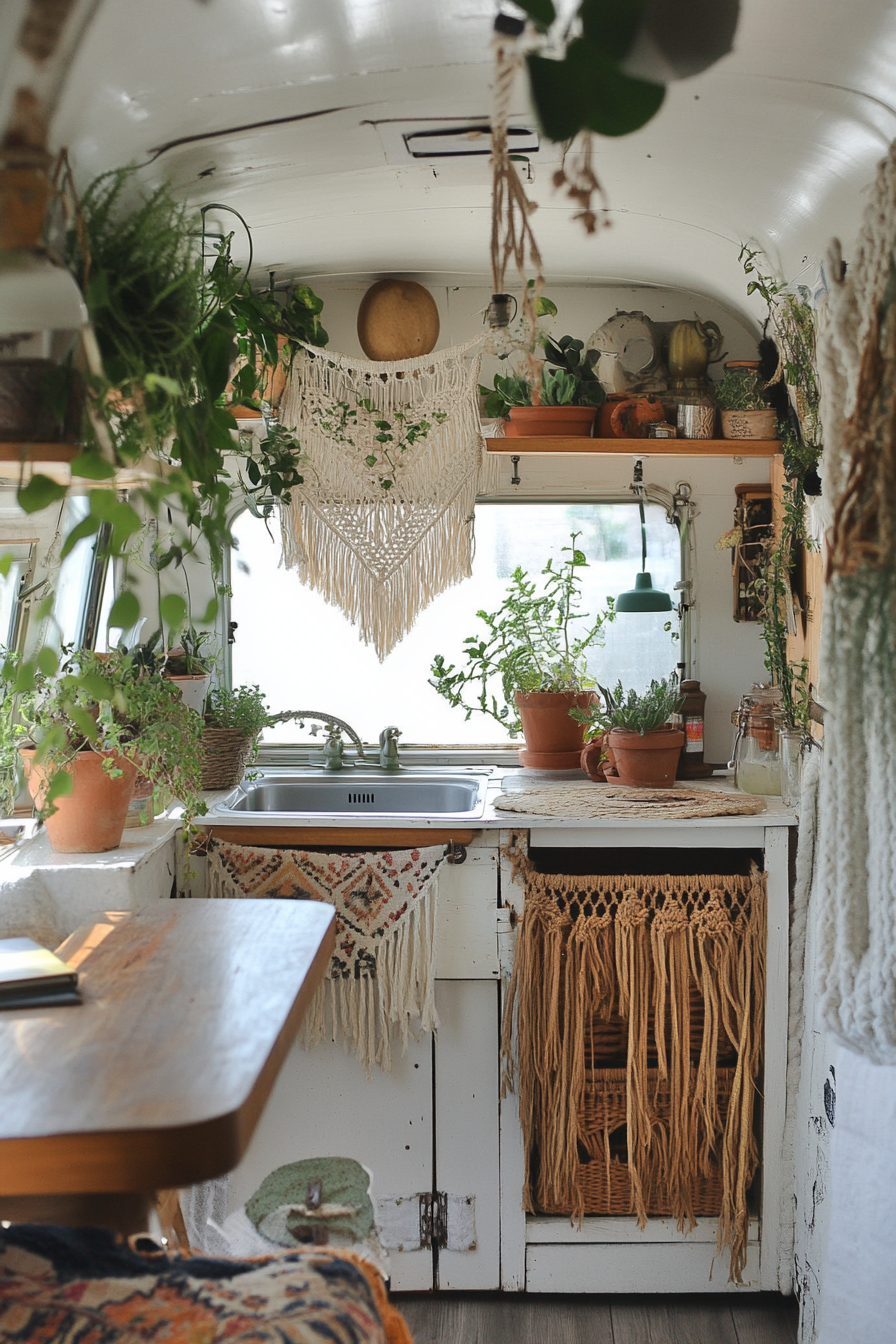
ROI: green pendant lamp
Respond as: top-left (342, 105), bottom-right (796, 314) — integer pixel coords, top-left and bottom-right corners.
top-left (616, 498), bottom-right (673, 613)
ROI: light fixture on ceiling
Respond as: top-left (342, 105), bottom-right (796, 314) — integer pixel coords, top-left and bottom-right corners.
top-left (615, 460), bottom-right (674, 613)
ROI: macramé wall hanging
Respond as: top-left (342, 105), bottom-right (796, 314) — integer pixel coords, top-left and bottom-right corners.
top-left (278, 339), bottom-right (498, 660)
top-left (206, 838), bottom-right (446, 1076)
top-left (501, 844), bottom-right (767, 1283)
top-left (817, 139), bottom-right (896, 1065)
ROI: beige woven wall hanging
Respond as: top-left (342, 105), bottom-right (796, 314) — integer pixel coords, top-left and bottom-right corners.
top-left (278, 339), bottom-right (498, 659)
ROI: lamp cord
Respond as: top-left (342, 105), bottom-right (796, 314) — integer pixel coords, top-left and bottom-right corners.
top-left (639, 498), bottom-right (647, 572)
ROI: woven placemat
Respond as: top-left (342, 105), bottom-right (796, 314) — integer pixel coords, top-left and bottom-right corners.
top-left (493, 785), bottom-right (766, 820)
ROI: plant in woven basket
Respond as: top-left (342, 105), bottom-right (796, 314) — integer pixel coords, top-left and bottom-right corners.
top-left (201, 684), bottom-right (272, 789)
top-left (430, 533), bottom-right (614, 737)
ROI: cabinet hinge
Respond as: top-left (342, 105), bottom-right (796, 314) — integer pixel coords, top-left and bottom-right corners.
top-left (419, 1191), bottom-right (449, 1250)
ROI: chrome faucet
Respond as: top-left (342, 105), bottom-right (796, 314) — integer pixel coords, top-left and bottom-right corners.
top-left (378, 725), bottom-right (401, 772)
top-left (269, 710), bottom-right (371, 768)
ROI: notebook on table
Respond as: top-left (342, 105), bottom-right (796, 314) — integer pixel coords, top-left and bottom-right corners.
top-left (0, 937), bottom-right (82, 1009)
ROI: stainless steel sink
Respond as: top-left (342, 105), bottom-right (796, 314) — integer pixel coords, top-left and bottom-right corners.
top-left (214, 770), bottom-right (489, 819)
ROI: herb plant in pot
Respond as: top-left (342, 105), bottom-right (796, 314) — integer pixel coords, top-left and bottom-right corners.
top-left (19, 648), bottom-right (204, 853)
top-left (202, 684), bottom-right (271, 790)
top-left (573, 678), bottom-right (685, 788)
top-left (430, 535), bottom-right (614, 768)
top-left (715, 367), bottom-right (778, 441)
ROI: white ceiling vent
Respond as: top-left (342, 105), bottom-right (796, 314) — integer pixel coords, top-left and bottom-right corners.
top-left (372, 119), bottom-right (539, 167)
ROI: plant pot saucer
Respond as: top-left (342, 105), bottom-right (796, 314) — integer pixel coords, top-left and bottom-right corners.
top-left (519, 747), bottom-right (586, 770)
top-left (606, 775), bottom-right (680, 791)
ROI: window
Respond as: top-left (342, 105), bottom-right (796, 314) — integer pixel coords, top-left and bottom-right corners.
top-left (229, 501), bottom-right (682, 746)
top-left (0, 541), bottom-right (36, 652)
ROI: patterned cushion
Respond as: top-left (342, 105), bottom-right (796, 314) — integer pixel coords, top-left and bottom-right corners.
top-left (0, 1224), bottom-right (395, 1343)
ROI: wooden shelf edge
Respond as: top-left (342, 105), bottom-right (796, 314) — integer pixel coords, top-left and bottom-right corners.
top-left (0, 443), bottom-right (79, 463)
top-left (486, 437), bottom-right (781, 458)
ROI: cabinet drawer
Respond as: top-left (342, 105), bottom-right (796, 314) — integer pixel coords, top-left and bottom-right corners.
top-left (436, 849), bottom-right (499, 979)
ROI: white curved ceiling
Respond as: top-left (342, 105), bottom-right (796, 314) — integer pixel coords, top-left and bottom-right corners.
top-left (13, 0), bottom-right (896, 316)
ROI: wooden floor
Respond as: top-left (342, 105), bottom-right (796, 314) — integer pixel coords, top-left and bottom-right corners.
top-left (393, 1292), bottom-right (799, 1344)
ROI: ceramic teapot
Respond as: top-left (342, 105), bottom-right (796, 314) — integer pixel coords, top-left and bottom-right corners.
top-left (667, 316), bottom-right (724, 381)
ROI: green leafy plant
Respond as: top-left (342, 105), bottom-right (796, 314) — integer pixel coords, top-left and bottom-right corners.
top-left (21, 647), bottom-right (205, 822)
top-left (310, 395), bottom-right (447, 491)
top-left (164, 628), bottom-right (218, 678)
top-left (430, 533), bottom-right (614, 736)
top-left (0, 651), bottom-right (46, 817)
top-left (480, 337), bottom-right (605, 419)
top-left (572, 677), bottom-right (684, 737)
top-left (714, 369), bottom-right (769, 412)
top-left (540, 335), bottom-right (606, 407)
top-left (205, 683), bottom-right (272, 737)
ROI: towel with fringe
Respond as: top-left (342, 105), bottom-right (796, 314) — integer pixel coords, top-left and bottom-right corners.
top-left (278, 339), bottom-right (500, 660)
top-left (501, 840), bottom-right (766, 1284)
top-left (207, 838), bottom-right (444, 1075)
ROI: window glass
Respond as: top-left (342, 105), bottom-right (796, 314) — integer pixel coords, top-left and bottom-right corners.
top-left (52, 497), bottom-right (98, 650)
top-left (0, 542), bottom-right (36, 652)
top-left (230, 502), bottom-right (681, 746)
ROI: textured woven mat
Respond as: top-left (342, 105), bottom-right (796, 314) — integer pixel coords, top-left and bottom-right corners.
top-left (493, 785), bottom-right (766, 820)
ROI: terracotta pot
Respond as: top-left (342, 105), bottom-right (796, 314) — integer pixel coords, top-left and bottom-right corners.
top-left (607, 726), bottom-right (685, 788)
top-left (580, 736), bottom-right (609, 782)
top-left (20, 748), bottom-right (138, 853)
top-left (720, 408), bottom-right (778, 441)
top-left (515, 690), bottom-right (595, 769)
top-left (504, 406), bottom-right (596, 438)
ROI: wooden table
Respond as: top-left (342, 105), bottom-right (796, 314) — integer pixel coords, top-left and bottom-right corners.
top-left (0, 900), bottom-right (335, 1230)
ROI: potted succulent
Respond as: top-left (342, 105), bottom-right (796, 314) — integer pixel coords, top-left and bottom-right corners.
top-left (201, 683), bottom-right (272, 789)
top-left (572, 677), bottom-right (685, 788)
top-left (430, 534), bottom-right (614, 768)
top-left (480, 332), bottom-right (606, 438)
top-left (18, 647), bottom-right (205, 853)
top-left (715, 366), bottom-right (778, 440)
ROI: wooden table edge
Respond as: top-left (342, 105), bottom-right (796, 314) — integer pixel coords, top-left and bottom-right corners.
top-left (0, 909), bottom-right (335, 1195)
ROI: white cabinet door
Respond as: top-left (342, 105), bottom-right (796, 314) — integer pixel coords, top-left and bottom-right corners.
top-left (228, 1032), bottom-right (435, 1290)
top-left (434, 979), bottom-right (501, 1289)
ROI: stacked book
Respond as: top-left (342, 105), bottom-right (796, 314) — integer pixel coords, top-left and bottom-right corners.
top-left (0, 937), bottom-right (81, 1010)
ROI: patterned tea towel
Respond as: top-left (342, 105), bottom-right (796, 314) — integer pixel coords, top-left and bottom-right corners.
top-left (206, 839), bottom-right (445, 1074)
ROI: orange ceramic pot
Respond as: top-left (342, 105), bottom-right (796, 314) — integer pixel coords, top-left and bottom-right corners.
top-left (606, 726), bottom-right (685, 788)
top-left (504, 406), bottom-right (597, 438)
top-left (599, 394), bottom-right (667, 438)
top-left (580, 736), bottom-right (610, 782)
top-left (20, 748), bottom-right (139, 853)
top-left (515, 690), bottom-right (595, 769)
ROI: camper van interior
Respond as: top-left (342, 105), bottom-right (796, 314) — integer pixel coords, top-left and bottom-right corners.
top-left (1, 2), bottom-right (895, 1342)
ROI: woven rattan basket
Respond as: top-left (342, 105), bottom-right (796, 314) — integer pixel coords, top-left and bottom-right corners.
top-left (584, 984), bottom-right (738, 1068)
top-left (200, 727), bottom-right (257, 790)
top-left (536, 1065), bottom-right (733, 1217)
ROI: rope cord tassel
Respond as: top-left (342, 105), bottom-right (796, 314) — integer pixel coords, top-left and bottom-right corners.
top-left (501, 851), bottom-right (766, 1284)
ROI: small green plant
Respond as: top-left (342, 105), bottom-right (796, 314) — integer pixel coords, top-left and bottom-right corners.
top-left (430, 533), bottom-right (614, 736)
top-left (205, 684), bottom-right (271, 737)
top-left (480, 336), bottom-right (605, 419)
top-left (714, 369), bottom-right (769, 413)
top-left (572, 677), bottom-right (684, 737)
top-left (164, 628), bottom-right (218, 678)
top-left (0, 651), bottom-right (46, 817)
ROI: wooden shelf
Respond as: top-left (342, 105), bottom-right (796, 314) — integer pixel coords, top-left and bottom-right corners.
top-left (486, 436), bottom-right (781, 458)
top-left (0, 443), bottom-right (79, 463)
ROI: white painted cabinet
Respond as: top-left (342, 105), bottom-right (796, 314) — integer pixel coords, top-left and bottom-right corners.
top-left (498, 820), bottom-right (794, 1295)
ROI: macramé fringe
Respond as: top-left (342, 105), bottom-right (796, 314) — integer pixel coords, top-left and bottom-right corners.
top-left (207, 855), bottom-right (440, 1079)
top-left (501, 851), bottom-right (766, 1284)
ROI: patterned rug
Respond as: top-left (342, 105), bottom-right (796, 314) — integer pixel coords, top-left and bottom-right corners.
top-left (206, 840), bottom-right (445, 1075)
top-left (494, 785), bottom-right (767, 820)
top-left (0, 1223), bottom-right (412, 1344)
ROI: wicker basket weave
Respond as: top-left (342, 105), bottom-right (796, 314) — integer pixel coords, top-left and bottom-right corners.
top-left (584, 984), bottom-right (738, 1068)
top-left (200, 728), bottom-right (257, 790)
top-left (536, 1065), bottom-right (733, 1218)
